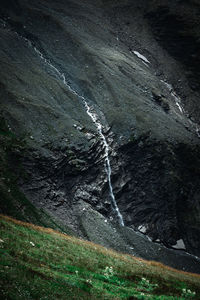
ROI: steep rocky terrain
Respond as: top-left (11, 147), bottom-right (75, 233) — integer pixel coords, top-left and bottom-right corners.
top-left (1, 0), bottom-right (200, 273)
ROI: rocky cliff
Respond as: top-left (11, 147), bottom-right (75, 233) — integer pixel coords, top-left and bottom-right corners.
top-left (1, 0), bottom-right (200, 273)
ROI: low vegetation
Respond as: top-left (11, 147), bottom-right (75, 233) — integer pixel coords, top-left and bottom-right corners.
top-left (0, 215), bottom-right (200, 299)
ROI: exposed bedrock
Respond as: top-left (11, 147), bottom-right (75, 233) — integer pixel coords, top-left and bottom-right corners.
top-left (0, 0), bottom-right (200, 272)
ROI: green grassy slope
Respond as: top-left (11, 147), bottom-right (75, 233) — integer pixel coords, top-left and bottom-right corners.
top-left (0, 215), bottom-right (200, 299)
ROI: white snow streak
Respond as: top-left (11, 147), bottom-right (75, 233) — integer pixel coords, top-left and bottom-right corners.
top-left (133, 51), bottom-right (150, 64)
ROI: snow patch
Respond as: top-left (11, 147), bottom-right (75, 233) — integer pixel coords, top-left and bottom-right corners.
top-left (172, 239), bottom-right (186, 250)
top-left (133, 51), bottom-right (150, 64)
top-left (138, 225), bottom-right (147, 233)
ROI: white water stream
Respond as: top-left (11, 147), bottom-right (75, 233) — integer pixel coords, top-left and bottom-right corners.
top-left (160, 80), bottom-right (184, 114)
top-left (84, 102), bottom-right (124, 226)
top-left (21, 36), bottom-right (124, 226)
top-left (161, 79), bottom-right (200, 138)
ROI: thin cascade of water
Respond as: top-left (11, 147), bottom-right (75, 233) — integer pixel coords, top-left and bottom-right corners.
top-left (19, 34), bottom-right (124, 226)
top-left (84, 102), bottom-right (124, 226)
top-left (161, 79), bottom-right (200, 138)
top-left (160, 80), bottom-right (184, 114)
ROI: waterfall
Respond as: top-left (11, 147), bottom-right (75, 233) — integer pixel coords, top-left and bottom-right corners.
top-left (19, 34), bottom-right (124, 225)
top-left (84, 102), bottom-right (124, 226)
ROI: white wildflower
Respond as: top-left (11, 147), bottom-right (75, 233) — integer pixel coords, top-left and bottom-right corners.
top-left (142, 277), bottom-right (146, 281)
top-left (104, 266), bottom-right (114, 278)
top-left (86, 279), bottom-right (92, 284)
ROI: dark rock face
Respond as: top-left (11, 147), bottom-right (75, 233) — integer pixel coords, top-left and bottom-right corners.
top-left (145, 2), bottom-right (200, 92)
top-left (1, 0), bottom-right (200, 272)
top-left (115, 139), bottom-right (200, 255)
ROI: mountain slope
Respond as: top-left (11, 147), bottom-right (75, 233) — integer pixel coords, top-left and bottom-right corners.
top-left (0, 0), bottom-right (200, 270)
top-left (0, 215), bottom-right (200, 299)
